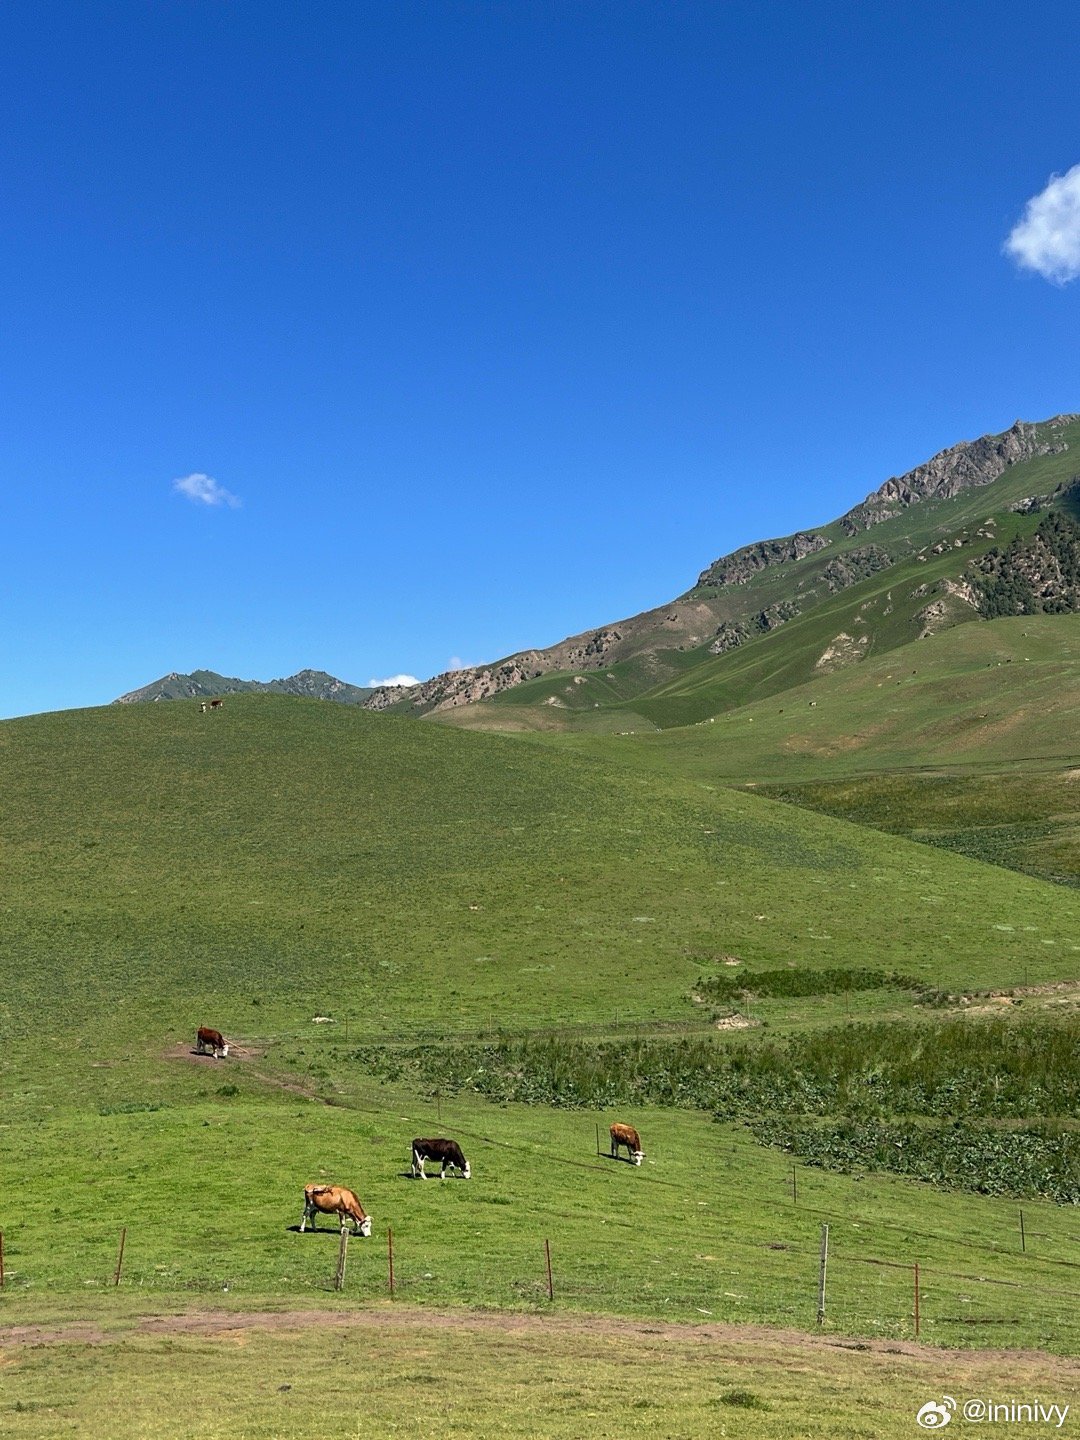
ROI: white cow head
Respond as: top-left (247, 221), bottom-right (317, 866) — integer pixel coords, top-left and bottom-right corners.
top-left (632, 1150), bottom-right (643, 1166)
top-left (360, 1215), bottom-right (372, 1237)
top-left (463, 1160), bottom-right (471, 1179)
top-left (220, 1043), bottom-right (229, 1057)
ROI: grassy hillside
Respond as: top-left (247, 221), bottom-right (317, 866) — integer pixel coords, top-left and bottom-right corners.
top-left (435, 523), bottom-right (1005, 735)
top-left (2, 695), bottom-right (1076, 1063)
top-left (556, 616), bottom-right (1080, 782)
top-left (2, 695), bottom-right (1078, 1405)
top-left (524, 616), bottom-right (1080, 890)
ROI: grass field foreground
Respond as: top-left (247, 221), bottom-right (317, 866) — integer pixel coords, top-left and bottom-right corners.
top-left (4, 1302), bottom-right (1079, 1439)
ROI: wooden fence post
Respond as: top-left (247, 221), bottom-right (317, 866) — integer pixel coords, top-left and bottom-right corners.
top-left (545, 1238), bottom-right (554, 1303)
top-left (388, 1227), bottom-right (395, 1297)
top-left (1019, 1209), bottom-right (1026, 1253)
top-left (113, 1227), bottom-right (127, 1287)
top-left (791, 1166), bottom-right (797, 1205)
top-left (816, 1224), bottom-right (828, 1326)
top-left (0, 1228), bottom-right (5, 1289)
top-left (334, 1229), bottom-right (349, 1291)
top-left (914, 1262), bottom-right (920, 1339)
top-left (596, 1122), bottom-right (601, 1157)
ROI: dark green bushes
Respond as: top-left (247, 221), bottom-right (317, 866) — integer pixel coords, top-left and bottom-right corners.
top-left (752, 1116), bottom-right (1078, 1204)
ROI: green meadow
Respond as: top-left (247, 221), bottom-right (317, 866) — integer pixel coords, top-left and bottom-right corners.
top-left (1, 693), bottom-right (1078, 1435)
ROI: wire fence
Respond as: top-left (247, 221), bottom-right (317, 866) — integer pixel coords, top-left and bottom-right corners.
top-left (5, 1068), bottom-right (1076, 1350)
top-left (2, 1205), bottom-right (1076, 1351)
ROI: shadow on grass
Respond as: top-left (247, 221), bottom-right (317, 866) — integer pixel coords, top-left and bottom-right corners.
top-left (285, 1225), bottom-right (354, 1237)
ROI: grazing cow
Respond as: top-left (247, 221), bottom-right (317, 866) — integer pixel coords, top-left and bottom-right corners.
top-left (610, 1122), bottom-right (643, 1166)
top-left (411, 1137), bottom-right (471, 1180)
top-left (300, 1183), bottom-right (372, 1236)
top-left (199, 702), bottom-right (208, 714)
top-left (195, 1026), bottom-right (229, 1058)
top-left (208, 698), bottom-right (224, 710)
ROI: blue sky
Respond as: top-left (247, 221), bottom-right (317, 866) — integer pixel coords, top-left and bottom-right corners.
top-left (2, 1), bottom-right (1078, 717)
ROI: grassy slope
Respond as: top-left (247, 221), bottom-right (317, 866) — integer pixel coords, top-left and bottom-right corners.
top-left (755, 766), bottom-right (1080, 889)
top-left (2, 695), bottom-right (1079, 1432)
top-left (2, 696), bottom-right (1076, 1067)
top-left (532, 616), bottom-right (1080, 889)
top-left (556, 616), bottom-right (1080, 783)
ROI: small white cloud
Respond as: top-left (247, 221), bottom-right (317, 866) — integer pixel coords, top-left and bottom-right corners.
top-left (1005, 164), bottom-right (1080, 283)
top-left (368, 673), bottom-right (420, 688)
top-left (173, 472), bottom-right (242, 508)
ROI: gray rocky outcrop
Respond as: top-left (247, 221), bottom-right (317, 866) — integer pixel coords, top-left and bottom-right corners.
top-left (840, 419), bottom-right (1071, 534)
top-left (697, 532), bottom-right (829, 588)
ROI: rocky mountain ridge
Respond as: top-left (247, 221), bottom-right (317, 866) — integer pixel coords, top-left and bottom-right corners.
top-left (364, 415), bottom-right (1075, 714)
top-left (839, 417), bottom-right (1074, 533)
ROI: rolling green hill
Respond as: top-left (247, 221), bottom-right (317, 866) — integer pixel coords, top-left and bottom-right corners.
top-left (5, 695), bottom-right (1075, 1069)
top-left (2, 685), bottom-right (1079, 1420)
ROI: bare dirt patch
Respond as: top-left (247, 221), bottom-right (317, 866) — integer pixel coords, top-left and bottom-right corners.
top-left (163, 1041), bottom-right (264, 1065)
top-left (2, 1304), bottom-right (1078, 1376)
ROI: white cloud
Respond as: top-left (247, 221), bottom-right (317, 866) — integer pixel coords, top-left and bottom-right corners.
top-left (173, 472), bottom-right (242, 508)
top-left (368, 673), bottom-right (420, 688)
top-left (1005, 164), bottom-right (1080, 283)
top-left (447, 656), bottom-right (468, 672)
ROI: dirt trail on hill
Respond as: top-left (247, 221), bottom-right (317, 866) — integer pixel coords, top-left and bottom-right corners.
top-left (3, 1305), bottom-right (1079, 1374)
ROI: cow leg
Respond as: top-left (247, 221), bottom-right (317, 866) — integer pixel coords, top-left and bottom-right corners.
top-left (300, 1203), bottom-right (309, 1232)
top-left (440, 1162), bottom-right (447, 1180)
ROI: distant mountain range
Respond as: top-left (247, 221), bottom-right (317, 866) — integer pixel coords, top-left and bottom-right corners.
top-left (114, 669), bottom-right (373, 706)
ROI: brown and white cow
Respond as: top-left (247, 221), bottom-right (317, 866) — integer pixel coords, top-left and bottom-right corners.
top-left (610, 1122), bottom-right (643, 1166)
top-left (300, 1183), bottom-right (372, 1236)
top-left (195, 1026), bottom-right (229, 1058)
top-left (209, 698), bottom-right (224, 710)
top-left (411, 1137), bottom-right (471, 1180)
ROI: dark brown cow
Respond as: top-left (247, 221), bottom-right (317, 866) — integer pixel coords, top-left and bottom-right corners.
top-left (300, 1183), bottom-right (372, 1235)
top-left (208, 698), bottom-right (224, 710)
top-left (195, 1026), bottom-right (229, 1058)
top-left (411, 1137), bottom-right (471, 1180)
top-left (609, 1122), bottom-right (643, 1165)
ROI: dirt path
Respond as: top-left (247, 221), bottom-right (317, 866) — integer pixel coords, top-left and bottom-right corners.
top-left (3, 1303), bottom-right (1079, 1374)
